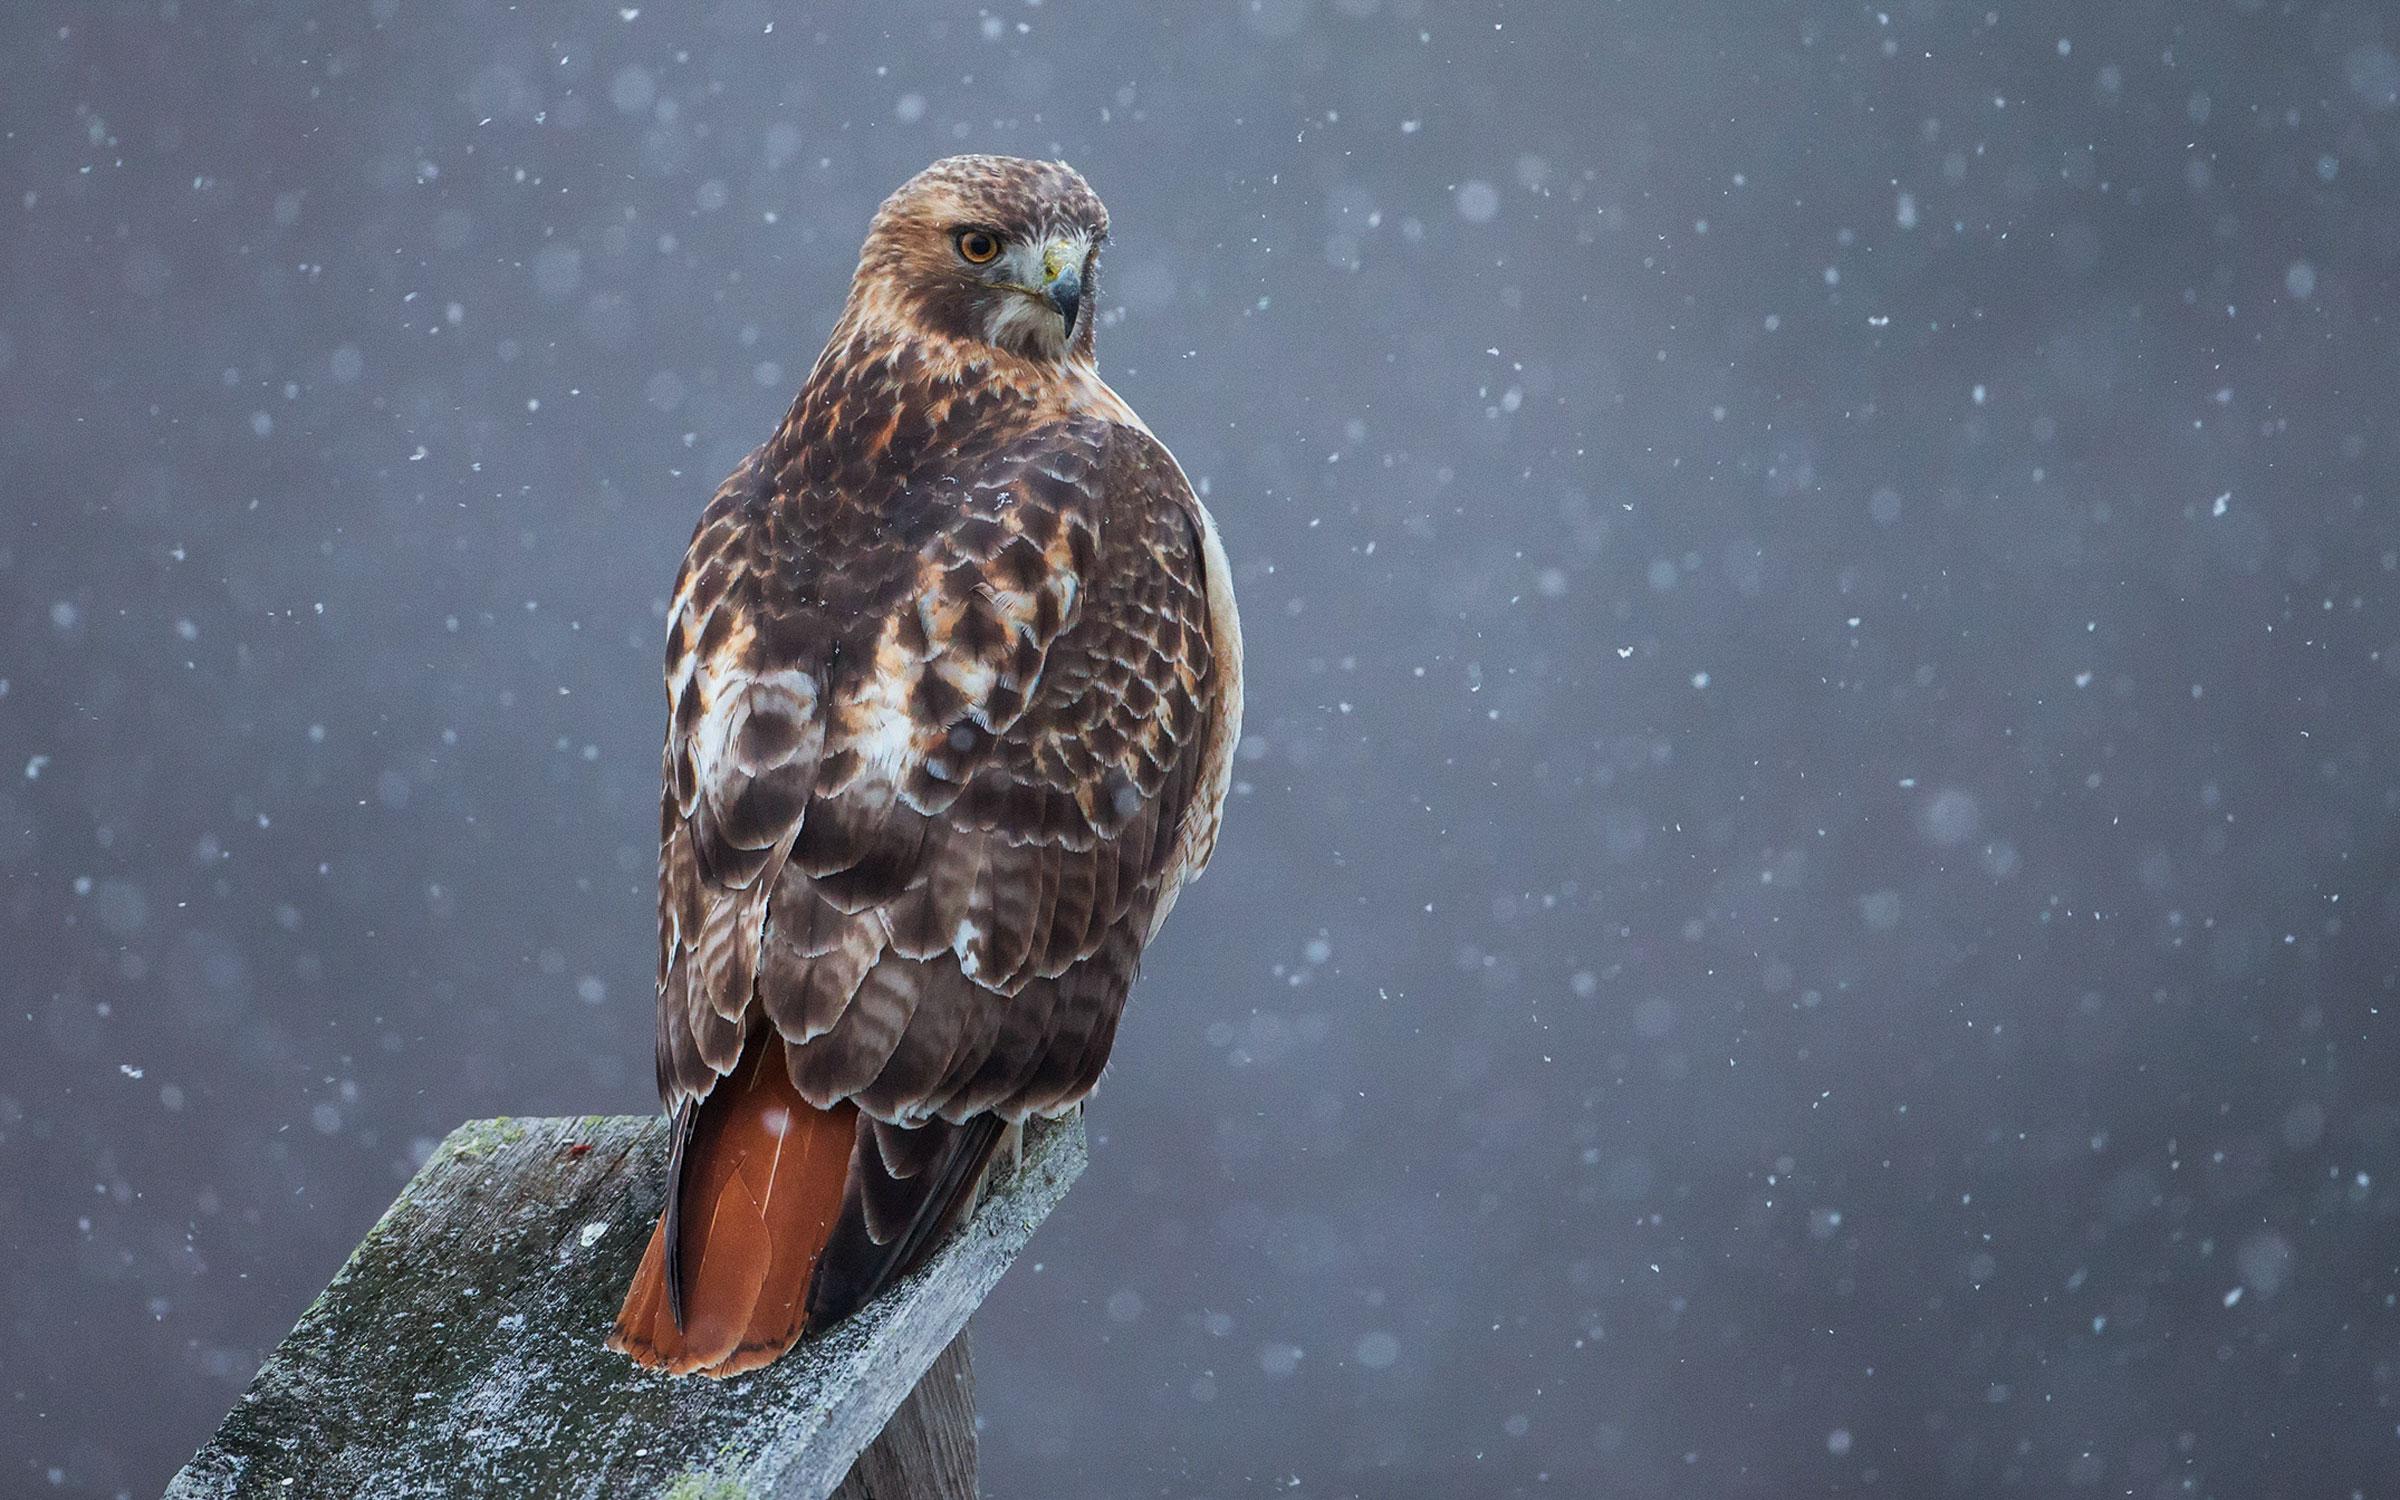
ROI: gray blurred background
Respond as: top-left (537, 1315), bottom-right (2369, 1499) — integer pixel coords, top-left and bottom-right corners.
top-left (6, 2), bottom-right (2400, 1495)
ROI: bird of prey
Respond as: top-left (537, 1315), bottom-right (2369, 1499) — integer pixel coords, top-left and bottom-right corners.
top-left (609, 156), bottom-right (1243, 1376)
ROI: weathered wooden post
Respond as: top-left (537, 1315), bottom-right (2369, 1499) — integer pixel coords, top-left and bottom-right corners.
top-left (164, 1111), bottom-right (1086, 1498)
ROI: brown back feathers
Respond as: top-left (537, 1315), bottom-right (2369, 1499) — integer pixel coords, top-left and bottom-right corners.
top-left (612, 156), bottom-right (1242, 1376)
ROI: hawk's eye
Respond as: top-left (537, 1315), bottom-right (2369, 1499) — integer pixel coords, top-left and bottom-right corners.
top-left (955, 229), bottom-right (1001, 265)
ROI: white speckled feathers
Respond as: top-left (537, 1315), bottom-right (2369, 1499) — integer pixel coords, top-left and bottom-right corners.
top-left (655, 414), bottom-right (1236, 1129)
top-left (615, 155), bottom-right (1240, 1374)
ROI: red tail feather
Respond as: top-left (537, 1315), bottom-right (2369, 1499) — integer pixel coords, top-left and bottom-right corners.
top-left (609, 1034), bottom-right (857, 1377)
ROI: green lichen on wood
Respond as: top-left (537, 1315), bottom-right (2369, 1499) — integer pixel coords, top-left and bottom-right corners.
top-left (435, 1114), bottom-right (533, 1160)
top-left (164, 1110), bottom-right (1085, 1500)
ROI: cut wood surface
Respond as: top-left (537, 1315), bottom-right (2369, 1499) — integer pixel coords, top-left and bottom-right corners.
top-left (164, 1111), bottom-right (1086, 1499)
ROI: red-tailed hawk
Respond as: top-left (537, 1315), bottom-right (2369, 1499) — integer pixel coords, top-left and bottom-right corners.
top-left (610, 156), bottom-right (1243, 1376)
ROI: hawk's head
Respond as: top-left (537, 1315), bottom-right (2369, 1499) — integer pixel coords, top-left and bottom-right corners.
top-left (848, 155), bottom-right (1110, 365)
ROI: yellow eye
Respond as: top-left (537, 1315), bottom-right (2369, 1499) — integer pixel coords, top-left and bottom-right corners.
top-left (956, 229), bottom-right (1001, 265)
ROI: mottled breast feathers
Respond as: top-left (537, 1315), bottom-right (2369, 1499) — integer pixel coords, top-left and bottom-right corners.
top-left (654, 401), bottom-right (1232, 1131)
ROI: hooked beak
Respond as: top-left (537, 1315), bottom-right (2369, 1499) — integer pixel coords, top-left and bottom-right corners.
top-left (1040, 240), bottom-right (1083, 333)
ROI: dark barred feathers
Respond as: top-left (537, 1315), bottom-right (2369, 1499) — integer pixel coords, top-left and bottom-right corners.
top-left (612, 155), bottom-right (1242, 1376)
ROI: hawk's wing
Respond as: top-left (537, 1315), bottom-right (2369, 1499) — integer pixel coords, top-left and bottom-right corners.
top-left (658, 416), bottom-right (1221, 1121)
top-left (618, 416), bottom-right (1229, 1368)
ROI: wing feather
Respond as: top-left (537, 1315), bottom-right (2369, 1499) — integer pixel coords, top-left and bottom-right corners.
top-left (643, 414), bottom-right (1238, 1352)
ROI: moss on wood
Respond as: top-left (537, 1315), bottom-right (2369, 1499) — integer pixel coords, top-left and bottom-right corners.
top-left (165, 1111), bottom-right (1084, 1499)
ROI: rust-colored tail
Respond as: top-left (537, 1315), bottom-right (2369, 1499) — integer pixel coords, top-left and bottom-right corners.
top-left (609, 1033), bottom-right (857, 1377)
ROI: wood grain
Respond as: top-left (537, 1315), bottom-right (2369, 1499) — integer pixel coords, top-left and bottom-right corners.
top-left (828, 1335), bottom-right (975, 1500)
top-left (163, 1111), bottom-right (1084, 1499)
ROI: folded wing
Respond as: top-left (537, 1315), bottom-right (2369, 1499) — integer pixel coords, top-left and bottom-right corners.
top-left (615, 418), bottom-right (1230, 1371)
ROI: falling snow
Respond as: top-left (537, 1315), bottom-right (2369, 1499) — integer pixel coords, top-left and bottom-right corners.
top-left (5, 3), bottom-right (2396, 1497)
